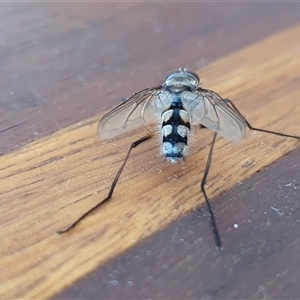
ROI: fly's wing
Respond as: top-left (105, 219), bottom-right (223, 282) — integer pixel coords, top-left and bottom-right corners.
top-left (98, 87), bottom-right (162, 139)
top-left (189, 89), bottom-right (247, 143)
top-left (181, 91), bottom-right (206, 122)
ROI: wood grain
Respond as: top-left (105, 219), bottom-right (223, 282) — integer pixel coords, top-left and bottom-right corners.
top-left (55, 147), bottom-right (300, 299)
top-left (2, 2), bottom-right (300, 155)
top-left (1, 24), bottom-right (300, 299)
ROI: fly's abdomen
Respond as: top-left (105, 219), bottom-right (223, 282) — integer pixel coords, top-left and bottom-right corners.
top-left (162, 109), bottom-right (190, 163)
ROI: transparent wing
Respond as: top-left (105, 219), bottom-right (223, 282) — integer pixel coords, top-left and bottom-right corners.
top-left (181, 91), bottom-right (206, 121)
top-left (98, 87), bottom-right (162, 139)
top-left (184, 89), bottom-right (247, 142)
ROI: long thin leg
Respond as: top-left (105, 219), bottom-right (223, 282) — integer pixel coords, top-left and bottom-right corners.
top-left (200, 132), bottom-right (221, 248)
top-left (57, 134), bottom-right (153, 234)
top-left (224, 98), bottom-right (300, 140)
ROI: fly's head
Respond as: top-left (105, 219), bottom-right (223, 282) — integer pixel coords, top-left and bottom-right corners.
top-left (163, 68), bottom-right (199, 93)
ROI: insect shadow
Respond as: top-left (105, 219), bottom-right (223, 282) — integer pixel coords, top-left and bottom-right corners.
top-left (57, 69), bottom-right (299, 248)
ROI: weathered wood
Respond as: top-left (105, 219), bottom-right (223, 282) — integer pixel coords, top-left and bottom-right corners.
top-left (1, 24), bottom-right (300, 298)
top-left (1, 2), bottom-right (300, 154)
top-left (54, 149), bottom-right (300, 299)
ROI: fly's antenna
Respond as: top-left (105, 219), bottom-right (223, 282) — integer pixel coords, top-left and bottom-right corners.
top-left (57, 134), bottom-right (153, 234)
top-left (200, 132), bottom-right (221, 248)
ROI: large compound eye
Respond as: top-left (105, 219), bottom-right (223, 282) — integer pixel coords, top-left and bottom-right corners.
top-left (165, 69), bottom-right (181, 80)
top-left (184, 70), bottom-right (199, 82)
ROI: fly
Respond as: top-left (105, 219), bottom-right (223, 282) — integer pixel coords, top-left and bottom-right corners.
top-left (57, 69), bottom-right (299, 248)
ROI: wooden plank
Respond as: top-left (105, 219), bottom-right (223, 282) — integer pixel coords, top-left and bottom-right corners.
top-left (2, 2), bottom-right (300, 155)
top-left (1, 24), bottom-right (300, 298)
top-left (55, 147), bottom-right (300, 299)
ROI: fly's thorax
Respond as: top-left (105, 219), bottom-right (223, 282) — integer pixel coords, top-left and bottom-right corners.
top-left (161, 106), bottom-right (191, 163)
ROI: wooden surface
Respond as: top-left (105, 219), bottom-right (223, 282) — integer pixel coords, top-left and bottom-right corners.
top-left (1, 3), bottom-right (300, 299)
top-left (55, 147), bottom-right (300, 300)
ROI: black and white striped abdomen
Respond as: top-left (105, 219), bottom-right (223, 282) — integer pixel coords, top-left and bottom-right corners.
top-left (161, 108), bottom-right (190, 163)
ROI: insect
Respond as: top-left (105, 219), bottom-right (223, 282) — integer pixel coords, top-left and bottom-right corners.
top-left (58, 68), bottom-right (299, 247)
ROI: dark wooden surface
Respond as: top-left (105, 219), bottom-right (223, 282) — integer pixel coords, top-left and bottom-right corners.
top-left (1, 2), bottom-right (300, 299)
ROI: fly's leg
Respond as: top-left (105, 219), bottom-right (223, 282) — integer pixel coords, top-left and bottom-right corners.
top-left (224, 98), bottom-right (300, 140)
top-left (57, 134), bottom-right (153, 234)
top-left (200, 132), bottom-right (221, 248)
